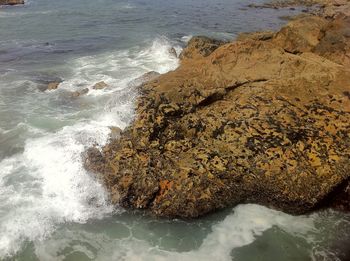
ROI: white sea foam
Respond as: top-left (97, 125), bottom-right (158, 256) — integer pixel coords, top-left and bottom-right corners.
top-left (31, 204), bottom-right (319, 261)
top-left (56, 36), bottom-right (180, 97)
top-left (0, 122), bottom-right (113, 256)
top-left (129, 204), bottom-right (314, 261)
top-left (181, 35), bottom-right (193, 43)
top-left (0, 36), bottom-right (181, 257)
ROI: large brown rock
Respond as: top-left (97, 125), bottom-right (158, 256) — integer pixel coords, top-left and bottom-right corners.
top-left (313, 15), bottom-right (350, 67)
top-left (271, 13), bottom-right (350, 66)
top-left (179, 36), bottom-right (226, 61)
top-left (272, 16), bottom-right (328, 53)
top-left (0, 0), bottom-right (24, 5)
top-left (86, 5), bottom-right (350, 218)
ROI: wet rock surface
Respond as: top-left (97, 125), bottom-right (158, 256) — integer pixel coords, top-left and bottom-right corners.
top-left (86, 1), bottom-right (350, 218)
top-left (47, 82), bottom-right (61, 91)
top-left (93, 81), bottom-right (108, 90)
top-left (71, 88), bottom-right (89, 97)
top-left (179, 36), bottom-right (226, 61)
top-left (248, 0), bottom-right (330, 9)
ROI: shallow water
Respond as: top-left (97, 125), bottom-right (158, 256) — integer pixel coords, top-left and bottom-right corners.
top-left (0, 0), bottom-right (349, 260)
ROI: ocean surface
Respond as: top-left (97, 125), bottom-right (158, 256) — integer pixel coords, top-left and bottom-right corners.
top-left (0, 0), bottom-right (349, 260)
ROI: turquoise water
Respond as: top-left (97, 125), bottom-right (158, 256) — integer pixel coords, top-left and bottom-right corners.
top-left (0, 0), bottom-right (349, 260)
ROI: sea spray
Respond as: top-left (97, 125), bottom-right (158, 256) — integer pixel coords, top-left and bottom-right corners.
top-left (0, 37), bottom-right (180, 257)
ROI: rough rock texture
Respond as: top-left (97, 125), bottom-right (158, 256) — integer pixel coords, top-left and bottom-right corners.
top-left (272, 14), bottom-right (350, 67)
top-left (0, 0), bottom-right (24, 5)
top-left (273, 16), bottom-right (329, 53)
top-left (86, 2), bottom-right (350, 218)
top-left (179, 36), bottom-right (226, 61)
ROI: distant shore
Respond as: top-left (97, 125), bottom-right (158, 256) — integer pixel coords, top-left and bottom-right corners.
top-left (0, 0), bottom-right (24, 6)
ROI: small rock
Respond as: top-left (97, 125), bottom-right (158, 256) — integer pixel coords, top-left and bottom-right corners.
top-left (84, 147), bottom-right (104, 172)
top-left (109, 126), bottom-right (122, 140)
top-left (71, 88), bottom-right (89, 97)
top-left (93, 81), bottom-right (108, 90)
top-left (47, 82), bottom-right (60, 91)
top-left (169, 47), bottom-right (177, 57)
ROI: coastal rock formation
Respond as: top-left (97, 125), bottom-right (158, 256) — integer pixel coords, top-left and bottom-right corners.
top-left (0, 0), bottom-right (24, 5)
top-left (86, 2), bottom-right (350, 218)
top-left (179, 36), bottom-right (226, 61)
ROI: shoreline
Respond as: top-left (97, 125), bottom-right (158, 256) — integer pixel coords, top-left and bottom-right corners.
top-left (86, 0), bottom-right (350, 218)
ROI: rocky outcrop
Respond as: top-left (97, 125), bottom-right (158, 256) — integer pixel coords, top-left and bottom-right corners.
top-left (86, 1), bottom-right (350, 218)
top-left (0, 0), bottom-right (24, 5)
top-left (179, 36), bottom-right (226, 61)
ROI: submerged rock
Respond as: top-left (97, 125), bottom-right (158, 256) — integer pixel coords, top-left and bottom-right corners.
top-left (109, 126), bottom-right (122, 140)
top-left (128, 71), bottom-right (161, 89)
top-left (0, 0), bottom-right (24, 5)
top-left (86, 2), bottom-right (350, 218)
top-left (71, 88), bottom-right (89, 97)
top-left (169, 47), bottom-right (178, 58)
top-left (93, 81), bottom-right (108, 90)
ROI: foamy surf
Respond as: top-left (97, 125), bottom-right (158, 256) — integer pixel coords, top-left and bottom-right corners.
top-left (56, 36), bottom-right (180, 97)
top-left (0, 36), bottom-right (181, 257)
top-left (31, 204), bottom-right (345, 261)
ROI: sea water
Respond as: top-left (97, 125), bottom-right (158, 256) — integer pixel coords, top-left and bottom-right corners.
top-left (0, 0), bottom-right (349, 260)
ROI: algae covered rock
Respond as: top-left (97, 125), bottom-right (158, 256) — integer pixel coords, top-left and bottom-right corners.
top-left (86, 4), bottom-right (350, 218)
